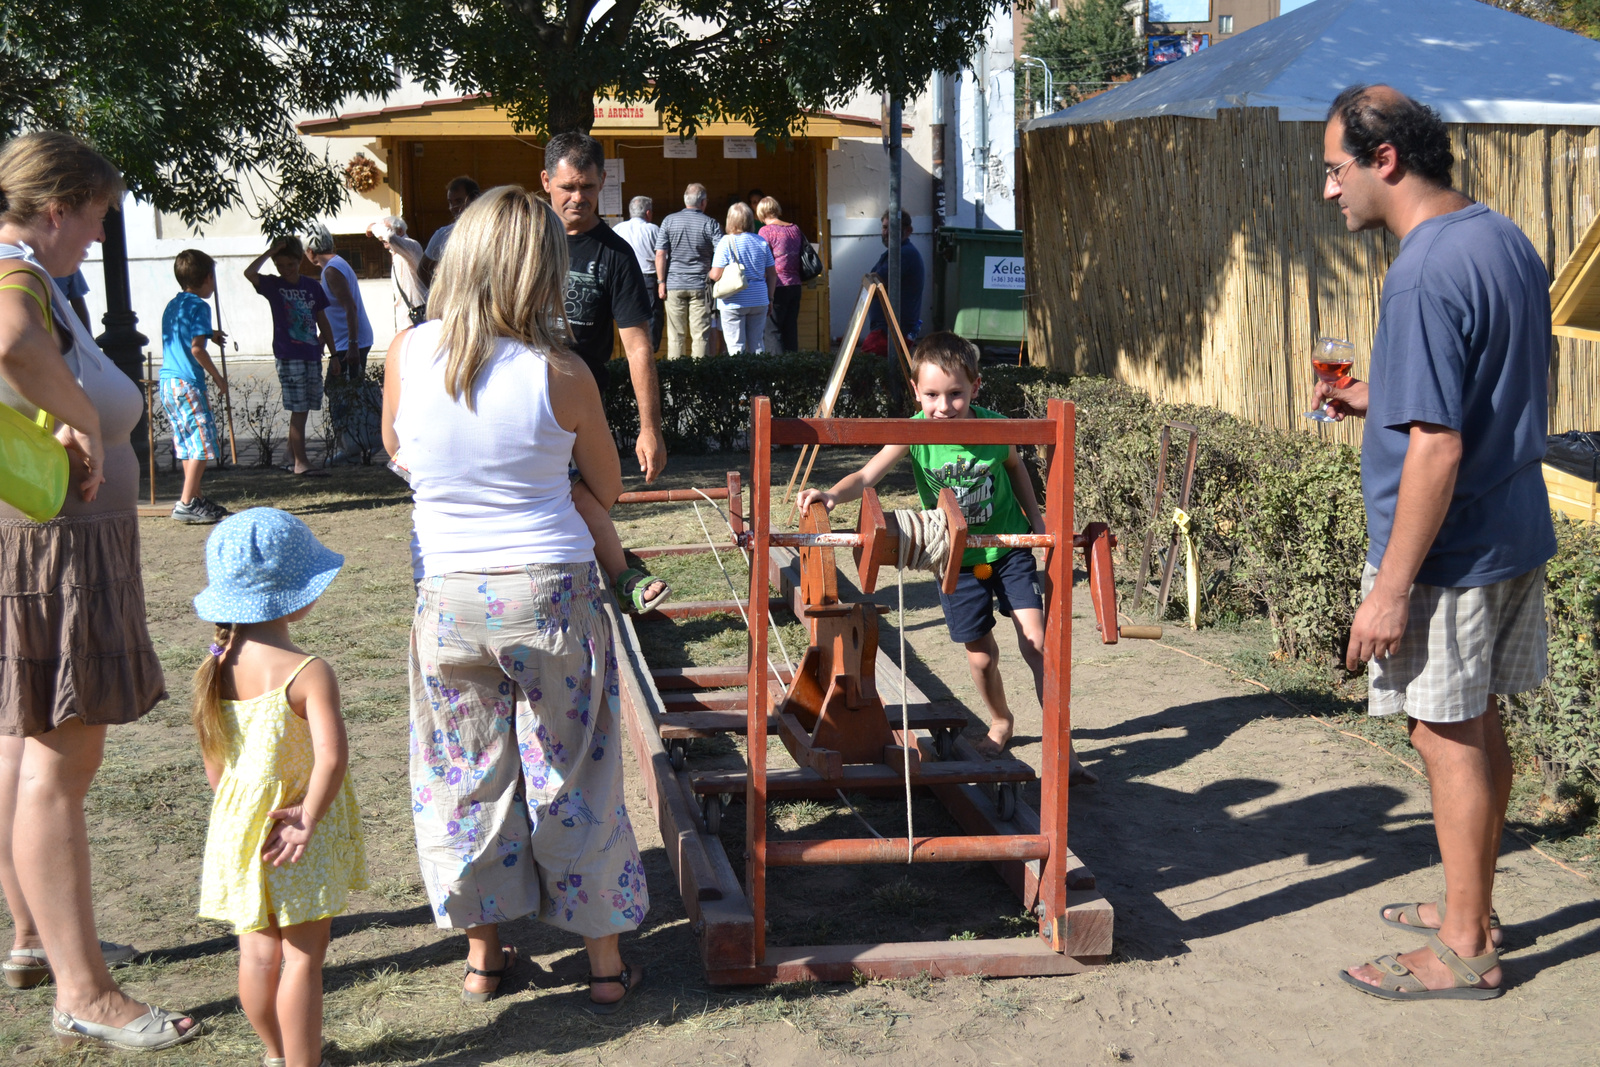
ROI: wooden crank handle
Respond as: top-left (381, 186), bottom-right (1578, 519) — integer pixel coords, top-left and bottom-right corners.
top-left (1118, 625), bottom-right (1163, 640)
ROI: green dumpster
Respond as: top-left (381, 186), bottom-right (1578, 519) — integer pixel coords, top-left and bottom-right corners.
top-left (932, 226), bottom-right (1026, 346)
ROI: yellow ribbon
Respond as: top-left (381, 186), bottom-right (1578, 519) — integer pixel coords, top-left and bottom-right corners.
top-left (1172, 508), bottom-right (1199, 630)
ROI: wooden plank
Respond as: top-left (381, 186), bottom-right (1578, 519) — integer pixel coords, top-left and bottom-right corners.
top-left (703, 933), bottom-right (1105, 985)
top-left (616, 486), bottom-right (729, 504)
top-left (1038, 398), bottom-right (1074, 951)
top-left (640, 600), bottom-right (745, 621)
top-left (689, 758), bottom-right (1037, 796)
top-left (651, 666), bottom-right (776, 690)
top-left (612, 607), bottom-right (725, 908)
top-left (661, 691), bottom-right (749, 712)
top-left (659, 708), bottom-right (966, 739)
top-left (769, 416), bottom-right (1057, 447)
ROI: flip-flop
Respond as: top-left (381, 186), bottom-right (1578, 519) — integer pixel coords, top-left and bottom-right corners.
top-left (1338, 932), bottom-right (1503, 1001)
top-left (1379, 899), bottom-right (1502, 945)
top-left (461, 945), bottom-right (518, 1004)
top-left (584, 962), bottom-right (643, 1015)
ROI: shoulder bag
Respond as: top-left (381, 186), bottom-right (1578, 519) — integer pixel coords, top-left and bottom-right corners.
top-left (0, 268), bottom-right (70, 521)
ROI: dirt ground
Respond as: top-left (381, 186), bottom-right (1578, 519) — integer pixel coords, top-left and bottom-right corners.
top-left (5, 452), bottom-right (1598, 1066)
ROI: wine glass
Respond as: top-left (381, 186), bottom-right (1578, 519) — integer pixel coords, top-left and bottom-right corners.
top-left (1304, 337), bottom-right (1355, 422)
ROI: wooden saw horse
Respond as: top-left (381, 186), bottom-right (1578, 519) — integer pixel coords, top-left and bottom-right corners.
top-left (659, 396), bottom-right (1153, 982)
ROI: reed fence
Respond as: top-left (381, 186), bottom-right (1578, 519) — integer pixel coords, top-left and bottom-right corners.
top-left (1020, 108), bottom-right (1600, 440)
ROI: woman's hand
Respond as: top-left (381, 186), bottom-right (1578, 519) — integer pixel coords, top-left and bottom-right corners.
top-left (262, 803), bottom-right (318, 866)
top-left (56, 423), bottom-right (104, 503)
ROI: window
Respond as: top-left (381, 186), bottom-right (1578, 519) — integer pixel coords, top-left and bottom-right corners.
top-left (1218, 14), bottom-right (1235, 34)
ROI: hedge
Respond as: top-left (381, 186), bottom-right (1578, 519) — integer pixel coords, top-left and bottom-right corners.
top-left (603, 354), bottom-right (1600, 784)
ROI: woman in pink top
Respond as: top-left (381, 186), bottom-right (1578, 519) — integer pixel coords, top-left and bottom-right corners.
top-left (756, 197), bottom-right (805, 354)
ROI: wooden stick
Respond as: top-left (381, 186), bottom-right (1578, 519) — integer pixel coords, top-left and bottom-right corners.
top-left (213, 290), bottom-right (238, 467)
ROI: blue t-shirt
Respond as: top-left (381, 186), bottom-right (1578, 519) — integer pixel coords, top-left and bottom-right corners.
top-left (870, 239), bottom-right (924, 339)
top-left (712, 233), bottom-right (775, 309)
top-left (252, 274), bottom-right (328, 361)
top-left (160, 292), bottom-right (212, 383)
top-left (1362, 202), bottom-right (1557, 588)
top-left (53, 270), bottom-right (89, 301)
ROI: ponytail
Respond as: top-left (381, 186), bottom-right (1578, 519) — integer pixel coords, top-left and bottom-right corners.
top-left (192, 623), bottom-right (236, 765)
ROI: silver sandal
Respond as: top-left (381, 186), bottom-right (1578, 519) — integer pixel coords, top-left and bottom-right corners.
top-left (52, 1002), bottom-right (201, 1051)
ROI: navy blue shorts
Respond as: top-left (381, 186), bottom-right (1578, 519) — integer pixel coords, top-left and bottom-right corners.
top-left (936, 547), bottom-right (1044, 644)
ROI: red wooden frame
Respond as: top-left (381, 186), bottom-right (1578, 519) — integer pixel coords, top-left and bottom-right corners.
top-left (610, 399), bottom-right (1126, 982)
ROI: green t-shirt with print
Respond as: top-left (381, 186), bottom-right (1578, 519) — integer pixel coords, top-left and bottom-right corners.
top-left (907, 406), bottom-right (1031, 567)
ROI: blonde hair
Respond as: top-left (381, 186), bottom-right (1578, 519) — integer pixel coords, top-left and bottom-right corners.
top-left (192, 623), bottom-right (238, 768)
top-left (425, 185), bottom-right (572, 407)
top-left (756, 196), bottom-right (781, 222)
top-left (0, 132), bottom-right (124, 226)
top-left (725, 201), bottom-right (756, 235)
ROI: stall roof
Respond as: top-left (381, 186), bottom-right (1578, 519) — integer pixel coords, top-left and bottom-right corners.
top-left (1027, 0), bottom-right (1600, 128)
top-left (299, 94), bottom-right (899, 140)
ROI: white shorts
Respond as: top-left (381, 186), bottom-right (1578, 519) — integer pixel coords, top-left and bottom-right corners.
top-left (1363, 563), bottom-right (1547, 723)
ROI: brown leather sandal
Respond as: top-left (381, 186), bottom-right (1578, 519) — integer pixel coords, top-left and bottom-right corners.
top-left (461, 945), bottom-right (518, 1004)
top-left (1379, 899), bottom-right (1503, 946)
top-left (1339, 932), bottom-right (1503, 1001)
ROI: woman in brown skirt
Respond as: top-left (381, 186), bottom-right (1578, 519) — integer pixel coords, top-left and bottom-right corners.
top-left (0, 132), bottom-right (198, 1051)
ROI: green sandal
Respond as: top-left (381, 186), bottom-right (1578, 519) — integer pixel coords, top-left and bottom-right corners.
top-left (1339, 932), bottom-right (1503, 1001)
top-left (1379, 899), bottom-right (1503, 946)
top-left (615, 568), bottom-right (670, 614)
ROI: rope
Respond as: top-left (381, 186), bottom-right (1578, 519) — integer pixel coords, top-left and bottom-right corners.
top-left (888, 508), bottom-right (951, 576)
top-left (690, 502), bottom-right (792, 687)
top-left (690, 487), bottom-right (796, 681)
top-left (836, 790), bottom-right (886, 839)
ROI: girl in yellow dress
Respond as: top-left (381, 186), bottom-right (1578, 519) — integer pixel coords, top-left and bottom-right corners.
top-left (191, 508), bottom-right (366, 1067)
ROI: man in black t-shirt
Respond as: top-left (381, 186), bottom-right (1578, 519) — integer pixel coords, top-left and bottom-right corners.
top-left (542, 132), bottom-right (666, 480)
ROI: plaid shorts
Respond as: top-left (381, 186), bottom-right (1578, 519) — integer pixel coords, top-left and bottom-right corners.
top-left (276, 358), bottom-right (323, 413)
top-left (158, 377), bottom-right (218, 461)
top-left (1363, 563), bottom-right (1548, 723)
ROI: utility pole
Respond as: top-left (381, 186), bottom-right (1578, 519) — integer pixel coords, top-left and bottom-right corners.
top-left (887, 96), bottom-right (904, 406)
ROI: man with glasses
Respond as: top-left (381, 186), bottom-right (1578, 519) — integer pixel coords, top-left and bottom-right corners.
top-left (1317, 85), bottom-right (1555, 1002)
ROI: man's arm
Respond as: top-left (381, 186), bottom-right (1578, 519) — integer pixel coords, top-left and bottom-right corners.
top-left (654, 249), bottom-right (668, 298)
top-left (322, 267), bottom-right (360, 366)
top-left (315, 308), bottom-right (338, 364)
top-left (618, 324), bottom-right (665, 481)
top-left (1345, 422), bottom-right (1461, 669)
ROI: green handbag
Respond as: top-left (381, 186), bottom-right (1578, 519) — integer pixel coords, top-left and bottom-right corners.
top-left (0, 401), bottom-right (69, 522)
top-left (0, 267), bottom-right (71, 522)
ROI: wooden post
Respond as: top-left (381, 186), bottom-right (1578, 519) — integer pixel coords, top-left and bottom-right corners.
top-left (1038, 398), bottom-right (1075, 951)
top-left (746, 397), bottom-right (772, 967)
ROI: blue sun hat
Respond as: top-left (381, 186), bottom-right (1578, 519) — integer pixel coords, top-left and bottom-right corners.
top-left (194, 508), bottom-right (344, 624)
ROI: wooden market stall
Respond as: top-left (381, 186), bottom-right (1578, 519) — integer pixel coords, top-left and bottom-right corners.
top-left (301, 94), bottom-right (891, 353)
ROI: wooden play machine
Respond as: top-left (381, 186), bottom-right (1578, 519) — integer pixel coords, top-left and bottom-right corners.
top-left (613, 398), bottom-right (1156, 983)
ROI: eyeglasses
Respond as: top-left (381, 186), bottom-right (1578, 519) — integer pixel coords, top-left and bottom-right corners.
top-left (1324, 156), bottom-right (1360, 187)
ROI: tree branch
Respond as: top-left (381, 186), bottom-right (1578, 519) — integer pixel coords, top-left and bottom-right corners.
top-left (499, 0), bottom-right (562, 48)
top-left (565, 0), bottom-right (601, 48)
top-left (591, 0), bottom-right (644, 47)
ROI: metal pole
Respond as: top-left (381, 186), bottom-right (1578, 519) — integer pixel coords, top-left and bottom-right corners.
top-left (887, 96), bottom-right (904, 406)
top-left (96, 202), bottom-right (150, 462)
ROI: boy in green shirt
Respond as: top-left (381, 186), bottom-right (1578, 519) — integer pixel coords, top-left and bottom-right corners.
top-left (798, 332), bottom-right (1094, 782)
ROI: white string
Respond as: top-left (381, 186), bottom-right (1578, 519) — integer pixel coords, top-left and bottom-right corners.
top-left (691, 501), bottom-right (792, 687)
top-left (897, 522), bottom-right (915, 864)
top-left (835, 789), bottom-right (885, 839)
top-left (888, 508), bottom-right (951, 576)
top-left (691, 487), bottom-right (797, 679)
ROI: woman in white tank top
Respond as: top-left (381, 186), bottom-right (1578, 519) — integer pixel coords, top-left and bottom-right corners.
top-left (380, 187), bottom-right (647, 1011)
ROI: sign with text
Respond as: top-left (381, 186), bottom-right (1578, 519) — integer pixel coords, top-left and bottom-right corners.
top-left (663, 136), bottom-right (698, 158)
top-left (592, 97), bottom-right (658, 127)
top-left (723, 137), bottom-right (758, 159)
top-left (983, 256), bottom-right (1026, 290)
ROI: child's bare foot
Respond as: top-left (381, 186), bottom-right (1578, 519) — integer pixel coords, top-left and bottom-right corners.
top-left (974, 717), bottom-right (1014, 757)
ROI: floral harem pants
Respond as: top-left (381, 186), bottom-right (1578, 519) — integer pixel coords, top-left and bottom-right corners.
top-left (408, 562), bottom-right (648, 937)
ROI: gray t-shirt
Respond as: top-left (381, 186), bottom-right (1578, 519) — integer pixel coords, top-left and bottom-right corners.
top-left (657, 208), bottom-right (722, 291)
top-left (1362, 202), bottom-right (1556, 588)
